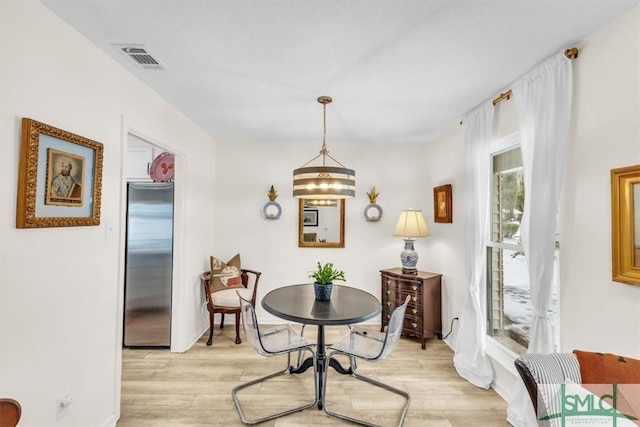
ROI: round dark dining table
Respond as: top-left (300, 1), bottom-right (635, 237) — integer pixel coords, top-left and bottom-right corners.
top-left (262, 283), bottom-right (381, 409)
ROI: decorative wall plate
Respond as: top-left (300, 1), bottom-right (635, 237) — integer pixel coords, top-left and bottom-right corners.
top-left (150, 152), bottom-right (175, 182)
top-left (262, 201), bottom-right (282, 220)
top-left (364, 203), bottom-right (383, 222)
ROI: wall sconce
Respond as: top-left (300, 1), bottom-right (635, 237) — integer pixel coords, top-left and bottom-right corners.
top-left (262, 185), bottom-right (282, 220)
top-left (363, 186), bottom-right (383, 222)
top-left (393, 209), bottom-right (430, 274)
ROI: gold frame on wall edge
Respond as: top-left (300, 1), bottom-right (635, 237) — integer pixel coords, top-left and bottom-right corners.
top-left (16, 118), bottom-right (104, 228)
top-left (611, 164), bottom-right (640, 285)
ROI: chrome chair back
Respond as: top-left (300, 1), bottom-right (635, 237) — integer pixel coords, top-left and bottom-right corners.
top-left (322, 295), bottom-right (412, 426)
top-left (232, 291), bottom-right (317, 425)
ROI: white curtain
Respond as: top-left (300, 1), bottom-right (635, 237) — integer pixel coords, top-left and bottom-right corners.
top-left (507, 52), bottom-right (573, 426)
top-left (453, 101), bottom-right (494, 389)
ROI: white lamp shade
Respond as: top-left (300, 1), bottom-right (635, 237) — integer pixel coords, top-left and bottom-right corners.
top-left (393, 209), bottom-right (430, 238)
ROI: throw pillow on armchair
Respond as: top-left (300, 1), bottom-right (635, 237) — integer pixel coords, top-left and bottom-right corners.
top-left (210, 253), bottom-right (243, 293)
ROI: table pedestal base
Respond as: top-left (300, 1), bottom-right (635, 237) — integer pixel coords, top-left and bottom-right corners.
top-left (288, 325), bottom-right (352, 409)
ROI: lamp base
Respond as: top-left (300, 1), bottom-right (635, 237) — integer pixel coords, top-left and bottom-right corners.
top-left (400, 239), bottom-right (419, 275)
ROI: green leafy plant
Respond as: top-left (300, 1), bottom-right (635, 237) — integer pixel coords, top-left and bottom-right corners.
top-left (309, 262), bottom-right (345, 285)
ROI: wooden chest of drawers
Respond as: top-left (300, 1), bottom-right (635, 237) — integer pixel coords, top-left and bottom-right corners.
top-left (380, 268), bottom-right (442, 349)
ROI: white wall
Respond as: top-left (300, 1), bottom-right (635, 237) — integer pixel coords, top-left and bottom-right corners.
top-left (0, 2), bottom-right (216, 426)
top-left (420, 125), bottom-right (467, 343)
top-left (560, 5), bottom-right (640, 355)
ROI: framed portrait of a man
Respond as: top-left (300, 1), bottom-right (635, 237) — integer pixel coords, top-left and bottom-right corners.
top-left (45, 149), bottom-right (85, 206)
top-left (16, 118), bottom-right (103, 228)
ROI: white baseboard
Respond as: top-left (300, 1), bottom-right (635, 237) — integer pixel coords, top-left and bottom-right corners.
top-left (100, 414), bottom-right (118, 427)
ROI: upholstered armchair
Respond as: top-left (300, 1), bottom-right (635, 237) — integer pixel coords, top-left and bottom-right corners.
top-left (515, 350), bottom-right (640, 421)
top-left (200, 268), bottom-right (262, 346)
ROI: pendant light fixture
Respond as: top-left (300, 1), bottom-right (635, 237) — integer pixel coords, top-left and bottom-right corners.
top-left (293, 96), bottom-right (355, 199)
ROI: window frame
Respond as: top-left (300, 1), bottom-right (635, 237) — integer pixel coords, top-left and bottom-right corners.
top-left (485, 132), bottom-right (529, 354)
top-left (484, 132), bottom-right (561, 354)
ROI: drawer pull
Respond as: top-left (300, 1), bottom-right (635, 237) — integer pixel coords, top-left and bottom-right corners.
top-left (386, 314), bottom-right (391, 319)
top-left (412, 322), bottom-right (418, 329)
top-left (387, 280), bottom-right (391, 285)
top-left (387, 302), bottom-right (391, 307)
top-left (411, 308), bottom-right (417, 315)
top-left (386, 290), bottom-right (391, 295)
top-left (412, 296), bottom-right (417, 302)
top-left (412, 285), bottom-right (417, 291)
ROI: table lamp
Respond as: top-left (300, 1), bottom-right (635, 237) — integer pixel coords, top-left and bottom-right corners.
top-left (393, 209), bottom-right (430, 274)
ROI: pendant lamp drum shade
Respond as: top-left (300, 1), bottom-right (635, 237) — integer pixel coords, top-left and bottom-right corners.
top-left (293, 166), bottom-right (355, 199)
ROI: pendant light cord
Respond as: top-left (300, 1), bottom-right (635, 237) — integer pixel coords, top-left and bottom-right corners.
top-left (296, 95), bottom-right (350, 170)
top-left (321, 102), bottom-right (328, 166)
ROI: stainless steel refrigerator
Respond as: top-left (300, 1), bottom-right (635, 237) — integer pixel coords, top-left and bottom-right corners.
top-left (124, 182), bottom-right (174, 347)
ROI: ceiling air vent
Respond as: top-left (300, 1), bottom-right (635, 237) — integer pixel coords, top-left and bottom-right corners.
top-left (113, 44), bottom-right (166, 70)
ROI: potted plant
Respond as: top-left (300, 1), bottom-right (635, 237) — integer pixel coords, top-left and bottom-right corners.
top-left (309, 262), bottom-right (345, 300)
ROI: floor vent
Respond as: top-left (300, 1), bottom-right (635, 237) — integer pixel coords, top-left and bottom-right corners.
top-left (113, 44), bottom-right (166, 70)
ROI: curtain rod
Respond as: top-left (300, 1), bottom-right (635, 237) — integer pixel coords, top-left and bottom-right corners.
top-left (460, 47), bottom-right (579, 123)
top-left (493, 47), bottom-right (579, 105)
top-left (492, 48), bottom-right (578, 106)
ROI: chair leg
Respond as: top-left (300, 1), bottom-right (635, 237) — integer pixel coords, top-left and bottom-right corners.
top-left (206, 307), bottom-right (215, 346)
top-left (232, 350), bottom-right (317, 425)
top-left (234, 312), bottom-right (241, 344)
top-left (220, 313), bottom-right (225, 329)
top-left (322, 354), bottom-right (411, 427)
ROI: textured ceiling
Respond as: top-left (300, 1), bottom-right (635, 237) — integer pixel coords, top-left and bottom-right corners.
top-left (40, 0), bottom-right (639, 144)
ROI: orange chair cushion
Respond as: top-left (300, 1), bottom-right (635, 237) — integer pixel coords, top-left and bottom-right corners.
top-left (573, 350), bottom-right (640, 384)
top-left (0, 398), bottom-right (21, 427)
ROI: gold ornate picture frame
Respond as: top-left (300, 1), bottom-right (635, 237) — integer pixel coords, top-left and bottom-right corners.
top-left (16, 118), bottom-right (104, 228)
top-left (611, 164), bottom-right (640, 285)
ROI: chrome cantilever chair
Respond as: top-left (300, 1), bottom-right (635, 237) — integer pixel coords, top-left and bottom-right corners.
top-left (323, 295), bottom-right (412, 427)
top-left (232, 292), bottom-right (317, 425)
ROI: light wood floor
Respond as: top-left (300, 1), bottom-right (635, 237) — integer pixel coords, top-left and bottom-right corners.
top-left (118, 324), bottom-right (509, 426)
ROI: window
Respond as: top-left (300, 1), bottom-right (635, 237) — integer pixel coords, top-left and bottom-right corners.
top-left (486, 137), bottom-right (559, 355)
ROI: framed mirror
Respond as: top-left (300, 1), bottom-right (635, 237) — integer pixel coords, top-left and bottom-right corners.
top-left (298, 199), bottom-right (345, 248)
top-left (611, 164), bottom-right (640, 285)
